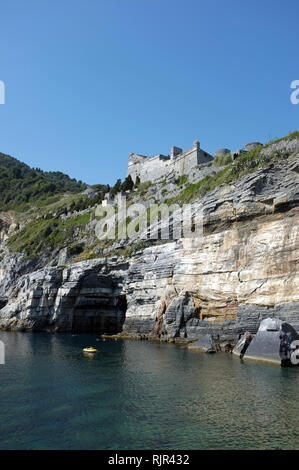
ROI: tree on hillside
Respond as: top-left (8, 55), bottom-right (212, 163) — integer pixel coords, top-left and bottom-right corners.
top-left (111, 178), bottom-right (122, 195)
top-left (121, 175), bottom-right (134, 191)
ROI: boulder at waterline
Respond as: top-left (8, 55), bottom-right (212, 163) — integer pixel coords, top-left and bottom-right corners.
top-left (188, 334), bottom-right (218, 353)
top-left (242, 318), bottom-right (299, 366)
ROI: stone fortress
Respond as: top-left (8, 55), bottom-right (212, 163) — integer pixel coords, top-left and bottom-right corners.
top-left (126, 139), bottom-right (262, 184)
top-left (127, 140), bottom-right (213, 184)
top-left (102, 138), bottom-right (263, 208)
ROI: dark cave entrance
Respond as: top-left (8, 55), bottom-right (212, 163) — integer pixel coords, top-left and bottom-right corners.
top-left (71, 294), bottom-right (127, 334)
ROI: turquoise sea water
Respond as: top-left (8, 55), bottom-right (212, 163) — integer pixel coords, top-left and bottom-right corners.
top-left (0, 331), bottom-right (298, 450)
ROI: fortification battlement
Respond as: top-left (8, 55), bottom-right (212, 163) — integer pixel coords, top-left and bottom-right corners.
top-left (127, 140), bottom-right (213, 184)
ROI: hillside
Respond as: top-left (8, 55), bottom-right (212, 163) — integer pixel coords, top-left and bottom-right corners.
top-left (0, 151), bottom-right (87, 211)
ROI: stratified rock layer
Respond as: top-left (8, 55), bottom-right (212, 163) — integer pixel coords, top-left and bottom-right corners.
top-left (123, 152), bottom-right (299, 340)
top-left (0, 149), bottom-right (298, 338)
top-left (0, 259), bottom-right (128, 332)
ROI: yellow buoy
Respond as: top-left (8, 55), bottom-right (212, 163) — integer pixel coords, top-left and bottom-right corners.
top-left (83, 347), bottom-right (98, 353)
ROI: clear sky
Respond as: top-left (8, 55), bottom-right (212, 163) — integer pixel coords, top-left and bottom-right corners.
top-left (0, 0), bottom-right (298, 185)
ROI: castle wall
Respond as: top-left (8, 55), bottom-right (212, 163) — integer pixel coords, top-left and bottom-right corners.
top-left (128, 154), bottom-right (171, 183)
top-left (127, 144), bottom-right (213, 184)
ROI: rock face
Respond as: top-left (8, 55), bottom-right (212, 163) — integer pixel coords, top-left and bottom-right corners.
top-left (232, 332), bottom-right (254, 359)
top-left (188, 334), bottom-right (218, 353)
top-left (233, 318), bottom-right (299, 366)
top-left (123, 151), bottom-right (299, 341)
top-left (0, 258), bottom-right (128, 332)
top-left (0, 147), bottom-right (298, 339)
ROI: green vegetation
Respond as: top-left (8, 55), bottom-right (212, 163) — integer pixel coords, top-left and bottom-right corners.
top-left (176, 174), bottom-right (188, 186)
top-left (138, 181), bottom-right (152, 193)
top-left (165, 167), bottom-right (232, 204)
top-left (121, 175), bottom-right (134, 191)
top-left (110, 178), bottom-right (122, 196)
top-left (3, 130), bottom-right (298, 261)
top-left (68, 243), bottom-right (84, 257)
top-left (213, 153), bottom-right (232, 166)
top-left (8, 212), bottom-right (90, 259)
top-left (109, 174), bottom-right (136, 195)
top-left (264, 130), bottom-right (299, 147)
top-left (165, 132), bottom-right (298, 205)
top-left (0, 152), bottom-right (87, 211)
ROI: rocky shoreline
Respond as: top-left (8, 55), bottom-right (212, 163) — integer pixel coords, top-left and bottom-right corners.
top-left (103, 316), bottom-right (299, 368)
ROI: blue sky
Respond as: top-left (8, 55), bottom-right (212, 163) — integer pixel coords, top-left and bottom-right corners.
top-left (0, 0), bottom-right (298, 185)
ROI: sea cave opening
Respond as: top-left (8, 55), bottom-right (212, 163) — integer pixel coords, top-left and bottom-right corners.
top-left (71, 294), bottom-right (127, 334)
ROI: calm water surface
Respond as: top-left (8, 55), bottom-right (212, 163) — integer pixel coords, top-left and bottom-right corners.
top-left (0, 331), bottom-right (298, 450)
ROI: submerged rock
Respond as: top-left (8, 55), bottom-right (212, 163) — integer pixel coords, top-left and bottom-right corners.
top-left (237, 318), bottom-right (299, 366)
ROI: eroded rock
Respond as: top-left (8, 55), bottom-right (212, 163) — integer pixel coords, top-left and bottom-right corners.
top-left (232, 332), bottom-right (254, 358)
top-left (242, 318), bottom-right (299, 366)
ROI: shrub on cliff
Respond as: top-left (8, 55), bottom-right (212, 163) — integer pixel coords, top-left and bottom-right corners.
top-left (176, 174), bottom-right (188, 186)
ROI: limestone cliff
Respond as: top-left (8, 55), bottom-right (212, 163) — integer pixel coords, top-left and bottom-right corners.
top-left (0, 139), bottom-right (298, 342)
top-left (123, 151), bottom-right (299, 340)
